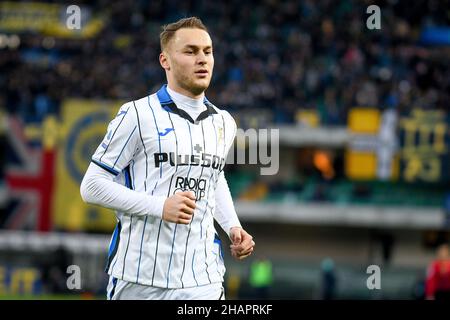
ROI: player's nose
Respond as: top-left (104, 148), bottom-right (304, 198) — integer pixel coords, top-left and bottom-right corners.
top-left (196, 52), bottom-right (207, 64)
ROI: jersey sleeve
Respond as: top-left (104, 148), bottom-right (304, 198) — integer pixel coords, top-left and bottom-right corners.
top-left (80, 162), bottom-right (166, 219)
top-left (91, 102), bottom-right (139, 175)
top-left (222, 110), bottom-right (237, 160)
top-left (215, 110), bottom-right (241, 235)
top-left (214, 171), bottom-right (242, 236)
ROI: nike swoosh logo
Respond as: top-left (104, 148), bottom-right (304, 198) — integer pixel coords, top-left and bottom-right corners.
top-left (158, 128), bottom-right (174, 136)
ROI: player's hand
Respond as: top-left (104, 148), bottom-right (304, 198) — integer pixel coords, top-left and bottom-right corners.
top-left (229, 227), bottom-right (255, 260)
top-left (162, 191), bottom-right (196, 224)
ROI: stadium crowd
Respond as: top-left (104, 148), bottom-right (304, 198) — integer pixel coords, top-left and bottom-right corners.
top-left (1, 0), bottom-right (448, 126)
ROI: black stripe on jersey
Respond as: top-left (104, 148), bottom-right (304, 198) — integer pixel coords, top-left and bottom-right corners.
top-left (134, 100), bottom-right (151, 283)
top-left (133, 101), bottom-right (148, 192)
top-left (164, 112), bottom-right (180, 288)
top-left (211, 116), bottom-right (219, 184)
top-left (109, 277), bottom-right (118, 300)
top-left (200, 121), bottom-right (212, 284)
top-left (100, 105), bottom-right (130, 163)
top-left (105, 220), bottom-right (122, 272)
top-left (221, 114), bottom-right (227, 168)
top-left (136, 215), bottom-right (146, 283)
top-left (121, 166), bottom-right (133, 279)
top-left (186, 120), bottom-right (209, 285)
top-left (112, 126), bottom-right (137, 170)
top-left (199, 117), bottom-right (222, 282)
top-left (130, 160), bottom-right (136, 190)
top-left (213, 233), bottom-right (221, 277)
top-left (145, 96), bottom-right (166, 285)
top-left (179, 119), bottom-right (198, 288)
top-left (151, 222), bottom-right (163, 287)
top-left (209, 116), bottom-right (223, 280)
top-left (151, 111), bottom-right (180, 287)
top-left (214, 113), bottom-right (228, 188)
top-left (218, 286), bottom-right (224, 300)
top-left (124, 165), bottom-right (132, 189)
top-left (121, 215), bottom-right (133, 279)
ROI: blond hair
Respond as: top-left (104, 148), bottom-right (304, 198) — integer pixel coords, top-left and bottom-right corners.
top-left (160, 17), bottom-right (208, 51)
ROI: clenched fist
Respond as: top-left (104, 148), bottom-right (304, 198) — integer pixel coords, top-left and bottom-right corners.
top-left (229, 227), bottom-right (255, 260)
top-left (162, 191), bottom-right (196, 224)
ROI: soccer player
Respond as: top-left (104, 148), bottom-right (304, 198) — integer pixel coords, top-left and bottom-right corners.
top-left (80, 17), bottom-right (255, 300)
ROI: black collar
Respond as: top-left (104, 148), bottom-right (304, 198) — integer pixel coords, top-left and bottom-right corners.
top-left (156, 84), bottom-right (217, 124)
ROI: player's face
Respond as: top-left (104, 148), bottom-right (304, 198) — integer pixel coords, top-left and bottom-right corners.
top-left (163, 28), bottom-right (214, 97)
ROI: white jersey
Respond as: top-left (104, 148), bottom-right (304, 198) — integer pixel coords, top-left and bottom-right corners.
top-left (91, 85), bottom-right (237, 289)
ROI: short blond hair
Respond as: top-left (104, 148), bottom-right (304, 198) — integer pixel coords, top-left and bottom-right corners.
top-left (160, 17), bottom-right (208, 51)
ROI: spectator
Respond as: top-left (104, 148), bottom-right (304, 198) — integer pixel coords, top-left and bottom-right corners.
top-left (425, 243), bottom-right (450, 300)
top-left (320, 258), bottom-right (337, 300)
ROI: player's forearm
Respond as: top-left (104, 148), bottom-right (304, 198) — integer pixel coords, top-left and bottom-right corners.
top-left (214, 172), bottom-right (242, 235)
top-left (80, 162), bottom-right (165, 218)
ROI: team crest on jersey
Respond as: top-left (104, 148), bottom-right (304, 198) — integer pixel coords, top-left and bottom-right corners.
top-left (218, 126), bottom-right (224, 143)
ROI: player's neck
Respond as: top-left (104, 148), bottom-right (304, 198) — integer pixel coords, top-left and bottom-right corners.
top-left (167, 84), bottom-right (204, 101)
top-left (167, 86), bottom-right (205, 112)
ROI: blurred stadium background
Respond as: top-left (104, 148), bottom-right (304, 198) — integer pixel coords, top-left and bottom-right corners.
top-left (0, 0), bottom-right (449, 299)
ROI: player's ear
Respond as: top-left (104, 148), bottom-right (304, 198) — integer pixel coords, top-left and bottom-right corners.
top-left (159, 52), bottom-right (170, 71)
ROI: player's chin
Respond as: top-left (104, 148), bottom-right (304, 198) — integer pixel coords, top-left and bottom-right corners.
top-left (191, 79), bottom-right (210, 92)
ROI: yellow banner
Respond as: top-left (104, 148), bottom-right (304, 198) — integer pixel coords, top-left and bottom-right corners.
top-left (346, 108), bottom-right (399, 180)
top-left (52, 99), bottom-right (123, 232)
top-left (345, 152), bottom-right (377, 180)
top-left (399, 109), bottom-right (449, 183)
top-left (0, 2), bottom-right (104, 38)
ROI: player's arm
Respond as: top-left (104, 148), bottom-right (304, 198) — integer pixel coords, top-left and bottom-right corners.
top-left (81, 162), bottom-right (166, 218)
top-left (215, 172), bottom-right (255, 260)
top-left (214, 172), bottom-right (241, 234)
top-left (214, 110), bottom-right (241, 235)
top-left (215, 110), bottom-right (254, 259)
top-left (81, 164), bottom-right (195, 223)
top-left (80, 102), bottom-right (195, 223)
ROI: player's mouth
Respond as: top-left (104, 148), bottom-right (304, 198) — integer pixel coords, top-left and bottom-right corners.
top-left (195, 69), bottom-right (209, 77)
